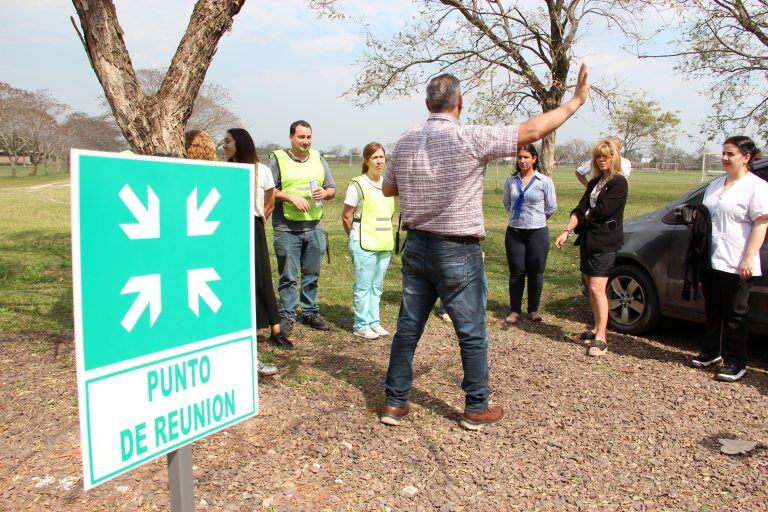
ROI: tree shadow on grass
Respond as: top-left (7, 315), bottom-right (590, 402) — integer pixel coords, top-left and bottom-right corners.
top-left (317, 302), bottom-right (354, 330)
top-left (606, 320), bottom-right (768, 396)
top-left (0, 230), bottom-right (73, 332)
top-left (311, 350), bottom-right (458, 421)
top-left (380, 289), bottom-right (402, 306)
top-left (498, 314), bottom-right (573, 347)
top-left (497, 286), bottom-right (768, 395)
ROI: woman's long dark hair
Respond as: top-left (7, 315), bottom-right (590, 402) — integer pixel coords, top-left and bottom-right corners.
top-left (723, 135), bottom-right (759, 170)
top-left (227, 128), bottom-right (258, 164)
top-left (514, 144), bottom-right (540, 175)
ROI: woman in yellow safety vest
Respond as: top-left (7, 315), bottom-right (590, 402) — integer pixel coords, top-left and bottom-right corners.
top-left (342, 142), bottom-right (396, 339)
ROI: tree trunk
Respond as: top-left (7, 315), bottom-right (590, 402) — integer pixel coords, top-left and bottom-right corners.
top-left (540, 131), bottom-right (557, 176)
top-left (537, 90), bottom-right (567, 176)
top-left (9, 155), bottom-right (16, 178)
top-left (72, 0), bottom-right (245, 155)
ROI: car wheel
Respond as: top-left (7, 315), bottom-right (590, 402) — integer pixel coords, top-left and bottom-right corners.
top-left (607, 264), bottom-right (661, 334)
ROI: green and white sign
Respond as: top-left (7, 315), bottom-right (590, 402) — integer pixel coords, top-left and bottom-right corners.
top-left (70, 150), bottom-right (258, 490)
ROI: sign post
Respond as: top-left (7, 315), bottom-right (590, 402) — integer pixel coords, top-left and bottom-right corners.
top-left (70, 150), bottom-right (258, 496)
top-left (168, 446), bottom-right (195, 511)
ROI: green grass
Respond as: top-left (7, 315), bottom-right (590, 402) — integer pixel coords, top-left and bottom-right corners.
top-left (0, 164), bottom-right (73, 332)
top-left (0, 162), bottom-right (702, 333)
top-left (0, 163), bottom-right (70, 188)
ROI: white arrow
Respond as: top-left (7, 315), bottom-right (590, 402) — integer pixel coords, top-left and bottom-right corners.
top-left (119, 185), bottom-right (160, 239)
top-left (188, 267), bottom-right (222, 316)
top-left (120, 274), bottom-right (161, 332)
top-left (187, 187), bottom-right (221, 236)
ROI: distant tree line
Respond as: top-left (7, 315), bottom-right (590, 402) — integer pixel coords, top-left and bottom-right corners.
top-left (0, 70), bottom-right (242, 177)
top-left (0, 82), bottom-right (123, 177)
top-left (555, 137), bottom-right (703, 171)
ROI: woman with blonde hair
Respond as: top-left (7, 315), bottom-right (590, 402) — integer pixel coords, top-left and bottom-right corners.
top-left (555, 138), bottom-right (628, 356)
top-left (184, 129), bottom-right (280, 376)
top-left (184, 130), bottom-right (217, 161)
top-left (341, 142), bottom-right (395, 339)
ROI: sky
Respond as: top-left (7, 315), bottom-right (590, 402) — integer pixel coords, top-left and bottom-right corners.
top-left (0, 0), bottom-right (723, 154)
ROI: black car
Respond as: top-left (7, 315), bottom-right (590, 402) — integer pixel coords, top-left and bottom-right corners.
top-left (605, 166), bottom-right (768, 335)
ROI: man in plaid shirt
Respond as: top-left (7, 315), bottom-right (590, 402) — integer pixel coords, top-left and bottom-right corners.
top-left (380, 65), bottom-right (591, 430)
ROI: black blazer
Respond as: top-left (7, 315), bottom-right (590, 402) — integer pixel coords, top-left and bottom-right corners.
top-left (571, 174), bottom-right (628, 254)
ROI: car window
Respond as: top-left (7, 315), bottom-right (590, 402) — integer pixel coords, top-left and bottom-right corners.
top-left (687, 191), bottom-right (704, 205)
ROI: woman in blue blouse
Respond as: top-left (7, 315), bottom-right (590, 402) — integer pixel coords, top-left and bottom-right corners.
top-left (503, 144), bottom-right (557, 323)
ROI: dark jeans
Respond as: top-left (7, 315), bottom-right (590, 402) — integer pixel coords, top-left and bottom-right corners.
top-left (504, 226), bottom-right (549, 314)
top-left (273, 229), bottom-right (326, 321)
top-left (384, 231), bottom-right (489, 413)
top-left (701, 268), bottom-right (753, 369)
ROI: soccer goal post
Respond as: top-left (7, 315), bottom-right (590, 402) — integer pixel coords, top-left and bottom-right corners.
top-left (655, 162), bottom-right (678, 172)
top-left (701, 153), bottom-right (723, 182)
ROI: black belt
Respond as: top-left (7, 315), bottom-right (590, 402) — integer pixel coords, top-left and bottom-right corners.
top-left (508, 226), bottom-right (545, 232)
top-left (408, 229), bottom-right (482, 244)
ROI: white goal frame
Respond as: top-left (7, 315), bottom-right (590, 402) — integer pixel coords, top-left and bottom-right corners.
top-left (655, 162), bottom-right (678, 172)
top-left (701, 153), bottom-right (723, 182)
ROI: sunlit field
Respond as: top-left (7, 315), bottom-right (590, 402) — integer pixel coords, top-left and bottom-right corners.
top-left (0, 162), bottom-right (703, 333)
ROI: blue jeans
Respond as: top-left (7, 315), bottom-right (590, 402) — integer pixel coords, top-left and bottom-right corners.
top-left (273, 229), bottom-right (326, 320)
top-left (348, 239), bottom-right (391, 331)
top-left (384, 231), bottom-right (489, 413)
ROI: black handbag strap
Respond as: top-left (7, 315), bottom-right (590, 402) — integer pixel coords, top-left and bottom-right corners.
top-left (325, 230), bottom-right (331, 263)
top-left (394, 213), bottom-right (406, 254)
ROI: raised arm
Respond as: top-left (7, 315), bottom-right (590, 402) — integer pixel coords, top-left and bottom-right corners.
top-left (518, 64), bottom-right (590, 147)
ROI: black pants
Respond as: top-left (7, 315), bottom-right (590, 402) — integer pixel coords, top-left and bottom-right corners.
top-left (504, 226), bottom-right (549, 313)
top-left (254, 216), bottom-right (280, 329)
top-left (701, 268), bottom-right (753, 369)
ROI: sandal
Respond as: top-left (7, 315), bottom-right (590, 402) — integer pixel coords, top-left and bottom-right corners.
top-left (575, 330), bottom-right (596, 344)
top-left (587, 339), bottom-right (608, 357)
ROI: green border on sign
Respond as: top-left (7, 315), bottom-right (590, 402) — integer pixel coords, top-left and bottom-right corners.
top-left (85, 336), bottom-right (256, 485)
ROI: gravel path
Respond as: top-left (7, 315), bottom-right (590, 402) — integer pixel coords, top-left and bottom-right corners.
top-left (1, 315), bottom-right (766, 511)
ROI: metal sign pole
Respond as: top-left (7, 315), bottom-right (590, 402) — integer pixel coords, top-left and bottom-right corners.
top-left (167, 446), bottom-right (195, 512)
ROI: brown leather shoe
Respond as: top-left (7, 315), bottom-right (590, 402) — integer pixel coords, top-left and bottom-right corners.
top-left (504, 312), bottom-right (519, 324)
top-left (459, 405), bottom-right (505, 430)
top-left (380, 404), bottom-right (410, 426)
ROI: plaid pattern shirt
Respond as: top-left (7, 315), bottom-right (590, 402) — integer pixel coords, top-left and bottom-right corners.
top-left (384, 113), bottom-right (519, 238)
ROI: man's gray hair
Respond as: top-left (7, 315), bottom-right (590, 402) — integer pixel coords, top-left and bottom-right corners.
top-left (426, 74), bottom-right (461, 113)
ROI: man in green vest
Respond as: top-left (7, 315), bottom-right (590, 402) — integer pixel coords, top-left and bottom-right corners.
top-left (268, 120), bottom-right (336, 337)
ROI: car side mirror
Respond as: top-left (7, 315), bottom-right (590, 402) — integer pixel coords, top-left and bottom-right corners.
top-left (675, 204), bottom-right (695, 224)
top-left (664, 204), bottom-right (695, 225)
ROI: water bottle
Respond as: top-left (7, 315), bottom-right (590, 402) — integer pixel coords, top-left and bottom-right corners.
top-left (310, 180), bottom-right (322, 207)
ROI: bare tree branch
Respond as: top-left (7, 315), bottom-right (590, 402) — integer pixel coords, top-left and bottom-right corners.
top-left (632, 0), bottom-right (768, 140)
top-left (339, 0), bottom-right (653, 174)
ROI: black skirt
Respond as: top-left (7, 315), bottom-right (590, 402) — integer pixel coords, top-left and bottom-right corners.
top-left (579, 243), bottom-right (616, 277)
top-left (254, 216), bottom-right (280, 328)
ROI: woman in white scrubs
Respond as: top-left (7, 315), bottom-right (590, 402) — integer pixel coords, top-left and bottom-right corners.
top-left (692, 136), bottom-right (768, 382)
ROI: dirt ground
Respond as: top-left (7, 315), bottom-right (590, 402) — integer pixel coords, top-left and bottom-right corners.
top-left (1, 315), bottom-right (767, 512)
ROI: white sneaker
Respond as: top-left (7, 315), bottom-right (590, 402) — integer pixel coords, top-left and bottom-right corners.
top-left (353, 327), bottom-right (379, 339)
top-left (439, 312), bottom-right (452, 323)
top-left (371, 324), bottom-right (390, 336)
top-left (257, 359), bottom-right (278, 376)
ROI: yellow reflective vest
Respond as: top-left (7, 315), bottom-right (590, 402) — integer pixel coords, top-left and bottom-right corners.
top-left (351, 175), bottom-right (395, 252)
top-left (272, 149), bottom-right (325, 221)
